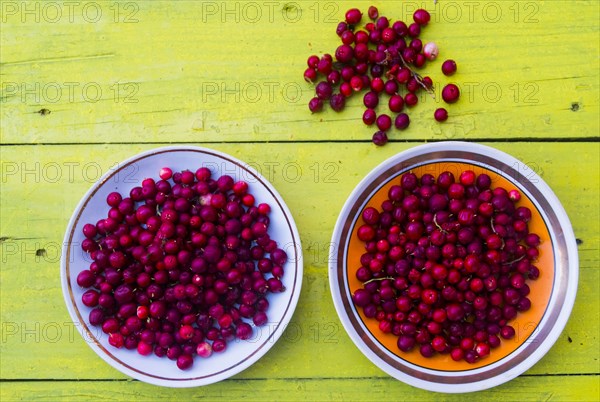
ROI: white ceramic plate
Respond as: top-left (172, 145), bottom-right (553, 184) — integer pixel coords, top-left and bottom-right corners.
top-left (61, 146), bottom-right (303, 387)
top-left (329, 141), bottom-right (578, 393)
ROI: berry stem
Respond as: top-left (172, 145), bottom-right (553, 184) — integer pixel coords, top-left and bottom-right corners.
top-left (433, 214), bottom-right (448, 234)
top-left (503, 254), bottom-right (526, 266)
top-left (363, 276), bottom-right (395, 285)
top-left (398, 55), bottom-right (436, 99)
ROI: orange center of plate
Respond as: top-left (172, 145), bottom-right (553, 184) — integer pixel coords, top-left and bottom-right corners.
top-left (346, 162), bottom-right (554, 371)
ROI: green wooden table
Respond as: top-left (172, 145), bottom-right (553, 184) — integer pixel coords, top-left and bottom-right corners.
top-left (1, 1), bottom-right (599, 400)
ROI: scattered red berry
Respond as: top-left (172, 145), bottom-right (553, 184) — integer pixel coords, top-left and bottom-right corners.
top-left (394, 113), bottom-right (410, 130)
top-left (304, 69), bottom-right (316, 83)
top-left (315, 81), bottom-right (333, 100)
top-left (303, 6), bottom-right (461, 144)
top-left (345, 8), bottom-right (362, 24)
top-left (308, 97), bottom-right (323, 113)
top-left (330, 94), bottom-right (346, 111)
top-left (413, 9), bottom-right (431, 26)
top-left (372, 131), bottom-right (388, 146)
top-left (376, 114), bottom-right (392, 131)
top-left (442, 84), bottom-right (461, 103)
top-left (404, 93), bottom-right (418, 107)
top-left (388, 95), bottom-right (404, 113)
top-left (363, 108), bottom-right (377, 125)
top-left (368, 6), bottom-right (379, 20)
top-left (307, 55), bottom-right (319, 69)
top-left (442, 59), bottom-right (458, 76)
top-left (423, 42), bottom-right (439, 61)
top-left (434, 108), bottom-right (448, 122)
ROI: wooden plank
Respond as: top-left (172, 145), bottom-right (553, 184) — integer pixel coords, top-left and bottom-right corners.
top-left (1, 142), bottom-right (598, 381)
top-left (1, 1), bottom-right (598, 144)
top-left (1, 375), bottom-right (599, 401)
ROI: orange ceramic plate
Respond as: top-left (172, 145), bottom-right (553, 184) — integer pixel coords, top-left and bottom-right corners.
top-left (330, 142), bottom-right (578, 393)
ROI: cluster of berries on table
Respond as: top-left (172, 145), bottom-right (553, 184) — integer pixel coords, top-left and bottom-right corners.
top-left (77, 167), bottom-right (287, 370)
top-left (352, 170), bottom-right (541, 363)
top-left (304, 6), bottom-right (460, 146)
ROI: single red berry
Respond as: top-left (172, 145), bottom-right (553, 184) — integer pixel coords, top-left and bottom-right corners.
top-left (345, 8), bottom-right (362, 24)
top-left (136, 305), bottom-right (149, 320)
top-left (307, 55), bottom-right (319, 69)
top-left (509, 189), bottom-right (521, 202)
top-left (340, 82), bottom-right (353, 97)
top-left (442, 60), bottom-right (457, 76)
top-left (108, 333), bottom-right (124, 348)
top-left (434, 108), bottom-right (448, 122)
top-left (389, 95), bottom-right (404, 113)
top-left (405, 93), bottom-right (418, 107)
top-left (336, 22), bottom-right (348, 37)
top-left (422, 76), bottom-right (433, 89)
top-left (459, 170), bottom-right (476, 186)
top-left (376, 114), bottom-right (392, 131)
top-left (442, 84), bottom-right (460, 103)
top-left (396, 68), bottom-right (411, 83)
top-left (371, 77), bottom-right (384, 93)
top-left (354, 43), bottom-right (369, 61)
top-left (382, 27), bottom-right (396, 43)
top-left (159, 167), bottom-right (173, 180)
top-left (368, 6), bottom-right (378, 20)
top-left (350, 75), bottom-right (364, 92)
top-left (327, 70), bottom-right (341, 85)
top-left (402, 48), bottom-right (416, 63)
top-left (363, 109), bottom-right (377, 125)
top-left (330, 94), bottom-right (346, 112)
top-left (242, 193), bottom-right (255, 206)
top-left (372, 131), bottom-right (388, 146)
top-left (395, 113), bottom-right (410, 130)
top-left (475, 342), bottom-right (491, 358)
top-left (177, 354), bottom-right (194, 370)
top-left (406, 78), bottom-right (420, 93)
top-left (315, 81), bottom-right (333, 100)
top-left (341, 30), bottom-right (355, 45)
top-left (308, 97), bottom-right (323, 113)
top-left (335, 44), bottom-right (354, 63)
top-left (409, 38), bottom-right (422, 53)
top-left (413, 9), bottom-right (431, 26)
top-left (451, 347), bottom-right (464, 361)
top-left (413, 53), bottom-right (426, 68)
top-left (363, 91), bottom-right (379, 109)
top-left (392, 21), bottom-right (408, 36)
top-left (137, 341), bottom-right (153, 356)
top-left (355, 30), bottom-right (369, 43)
top-left (376, 16), bottom-right (389, 30)
top-left (257, 203), bottom-right (271, 215)
top-left (408, 23), bottom-right (421, 37)
top-left (423, 42), bottom-right (439, 60)
top-left (317, 57), bottom-right (332, 75)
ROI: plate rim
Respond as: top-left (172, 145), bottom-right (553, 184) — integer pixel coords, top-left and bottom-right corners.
top-left (60, 145), bottom-right (304, 387)
top-left (329, 141), bottom-right (578, 393)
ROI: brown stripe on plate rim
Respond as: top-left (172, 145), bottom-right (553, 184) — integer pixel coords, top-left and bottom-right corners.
top-left (335, 151), bottom-right (569, 384)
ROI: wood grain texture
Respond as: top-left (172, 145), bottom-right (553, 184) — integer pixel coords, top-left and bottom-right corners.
top-left (1, 0), bottom-right (599, 400)
top-left (1, 376), bottom-right (599, 402)
top-left (1, 1), bottom-right (598, 143)
top-left (0, 143), bottom-right (598, 385)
